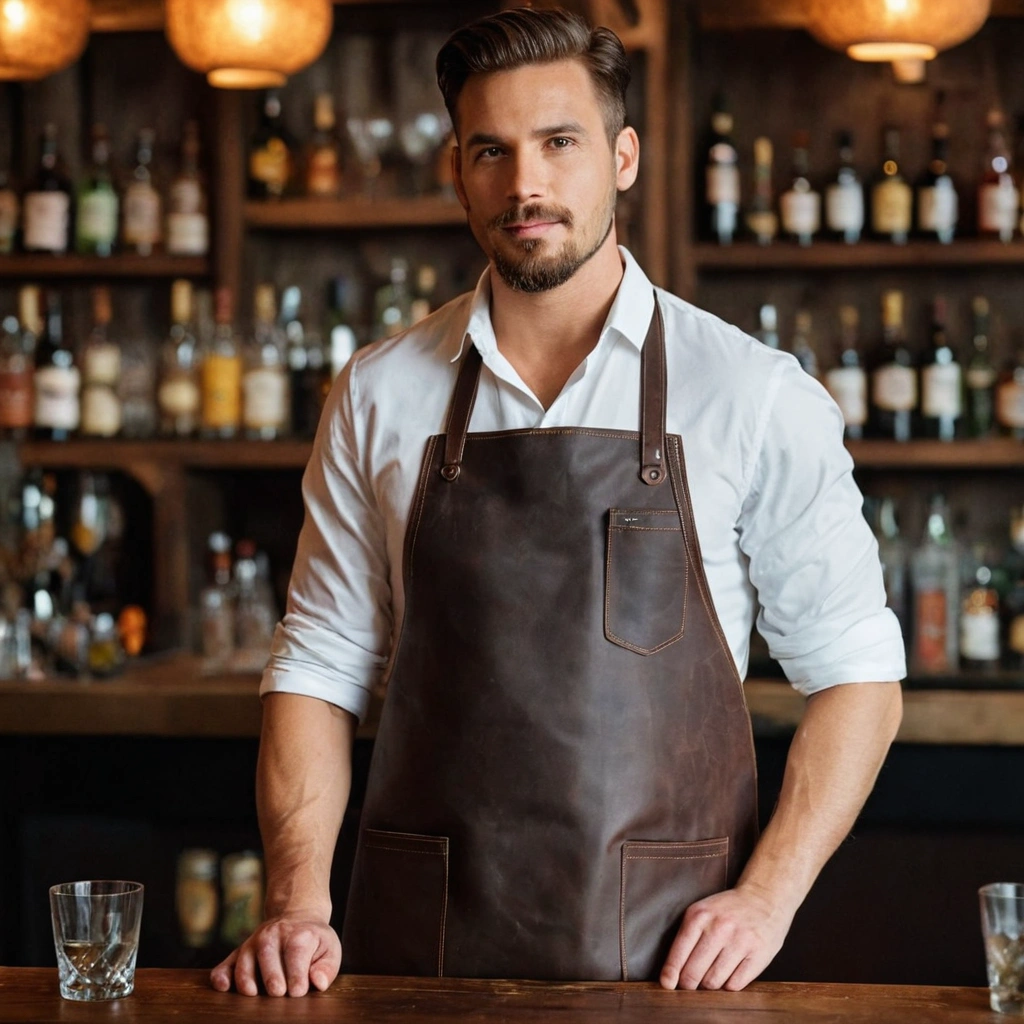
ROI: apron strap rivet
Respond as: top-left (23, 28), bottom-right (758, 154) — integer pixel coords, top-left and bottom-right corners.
top-left (441, 464), bottom-right (461, 482)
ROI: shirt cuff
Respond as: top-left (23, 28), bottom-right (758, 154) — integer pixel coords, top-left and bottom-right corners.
top-left (259, 663), bottom-right (373, 724)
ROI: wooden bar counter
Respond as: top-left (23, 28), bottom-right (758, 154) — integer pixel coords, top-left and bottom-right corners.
top-left (0, 970), bottom-right (1003, 1023)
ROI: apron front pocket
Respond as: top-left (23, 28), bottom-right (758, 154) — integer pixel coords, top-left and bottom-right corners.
top-left (343, 828), bottom-right (450, 976)
top-left (618, 837), bottom-right (729, 982)
top-left (605, 508), bottom-right (687, 654)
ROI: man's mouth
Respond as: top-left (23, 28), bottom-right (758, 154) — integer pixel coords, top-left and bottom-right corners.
top-left (502, 220), bottom-right (563, 238)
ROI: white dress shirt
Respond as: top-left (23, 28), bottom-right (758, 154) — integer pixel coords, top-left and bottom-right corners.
top-left (261, 247), bottom-right (907, 722)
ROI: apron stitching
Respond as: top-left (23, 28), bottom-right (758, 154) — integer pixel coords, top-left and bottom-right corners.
top-left (619, 849), bottom-right (629, 982)
top-left (405, 434), bottom-right (439, 582)
top-left (623, 853), bottom-right (724, 861)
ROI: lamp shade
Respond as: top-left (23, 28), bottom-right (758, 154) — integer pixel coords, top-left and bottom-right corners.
top-left (807, 0), bottom-right (991, 62)
top-left (165, 0), bottom-right (333, 89)
top-left (0, 0), bottom-right (89, 81)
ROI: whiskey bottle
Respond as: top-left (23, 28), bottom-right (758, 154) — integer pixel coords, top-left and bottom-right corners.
top-left (75, 124), bottom-right (119, 257)
top-left (373, 258), bottom-right (414, 341)
top-left (0, 287), bottom-right (39, 440)
top-left (779, 130), bottom-right (820, 247)
top-left (965, 296), bottom-right (996, 438)
top-left (919, 297), bottom-right (961, 442)
top-left (158, 280), bottom-right (201, 437)
top-left (123, 129), bottom-right (162, 256)
top-left (871, 127), bottom-right (912, 245)
top-left (911, 494), bottom-right (960, 674)
top-left (0, 162), bottom-right (19, 254)
top-left (978, 108), bottom-right (1019, 243)
top-left (705, 95), bottom-right (739, 245)
top-left (166, 121), bottom-right (209, 257)
top-left (201, 287), bottom-right (243, 439)
top-left (916, 99), bottom-right (958, 244)
top-left (305, 93), bottom-right (343, 198)
top-left (242, 284), bottom-right (289, 440)
top-left (996, 342), bottom-right (1024, 440)
top-left (22, 124), bottom-right (72, 254)
top-left (824, 130), bottom-right (864, 244)
top-left (80, 286), bottom-right (123, 438)
top-left (870, 289), bottom-right (916, 441)
top-left (824, 305), bottom-right (867, 440)
top-left (33, 291), bottom-right (80, 440)
top-left (249, 90), bottom-right (293, 200)
top-left (790, 309), bottom-right (819, 378)
top-left (745, 137), bottom-right (777, 246)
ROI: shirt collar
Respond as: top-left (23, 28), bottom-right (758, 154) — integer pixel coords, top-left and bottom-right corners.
top-left (449, 246), bottom-right (656, 363)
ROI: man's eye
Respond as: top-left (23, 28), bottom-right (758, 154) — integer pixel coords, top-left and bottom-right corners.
top-left (550, 137), bottom-right (573, 149)
top-left (478, 147), bottom-right (502, 160)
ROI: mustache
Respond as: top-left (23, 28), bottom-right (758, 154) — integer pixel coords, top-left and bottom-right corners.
top-left (490, 203), bottom-right (574, 230)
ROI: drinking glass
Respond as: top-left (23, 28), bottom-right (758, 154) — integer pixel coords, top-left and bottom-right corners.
top-left (980, 882), bottom-right (1024, 1014)
top-left (50, 880), bottom-right (144, 1001)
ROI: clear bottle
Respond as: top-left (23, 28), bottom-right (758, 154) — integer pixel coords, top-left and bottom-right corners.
top-left (824, 130), bottom-right (864, 244)
top-left (790, 309), bottom-right (819, 379)
top-left (871, 127), bottom-right (912, 245)
top-left (754, 303), bottom-right (779, 350)
top-left (201, 287), bottom-right (243, 439)
top-left (249, 90), bottom-right (294, 200)
top-left (158, 280), bottom-right (201, 437)
top-left (916, 99), bottom-right (958, 245)
top-left (870, 290), bottom-right (916, 442)
top-left (410, 264), bottom-right (438, 324)
top-left (746, 136), bottom-right (777, 246)
top-left (978, 108), bottom-right (1019, 244)
top-left (0, 287), bottom-right (39, 440)
top-left (232, 539), bottom-right (275, 672)
top-left (242, 284), bottom-right (289, 441)
top-left (875, 496), bottom-right (909, 641)
top-left (123, 128), bottom-right (162, 256)
top-left (199, 531), bottom-right (234, 670)
top-left (965, 296), bottom-right (996, 439)
top-left (327, 276), bottom-right (359, 380)
top-left (373, 258), bottom-right (414, 340)
top-left (33, 291), bottom-right (80, 441)
top-left (80, 286), bottom-right (123, 438)
top-left (919, 297), bottom-right (961, 442)
top-left (22, 124), bottom-right (72, 255)
top-left (75, 124), bottom-right (119, 258)
top-left (911, 494), bottom-right (960, 675)
top-left (705, 95), bottom-right (740, 246)
top-left (166, 120), bottom-right (209, 257)
top-left (305, 93), bottom-right (344, 198)
top-left (0, 162), bottom-right (17, 254)
top-left (779, 130), bottom-right (820, 247)
top-left (960, 547), bottom-right (1000, 671)
top-left (824, 304), bottom-right (867, 440)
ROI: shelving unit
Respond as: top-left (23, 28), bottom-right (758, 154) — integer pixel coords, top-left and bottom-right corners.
top-left (245, 196), bottom-right (468, 230)
top-left (0, 255), bottom-right (210, 279)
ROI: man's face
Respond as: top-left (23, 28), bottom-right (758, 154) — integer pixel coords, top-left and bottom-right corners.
top-left (452, 59), bottom-right (633, 293)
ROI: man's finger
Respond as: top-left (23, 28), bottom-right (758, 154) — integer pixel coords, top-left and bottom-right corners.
top-left (282, 929), bottom-right (319, 997)
top-left (255, 932), bottom-right (289, 997)
top-left (310, 936), bottom-right (343, 992)
top-left (699, 944), bottom-right (746, 991)
top-left (724, 954), bottom-right (761, 992)
top-left (209, 949), bottom-right (238, 992)
top-left (659, 917), bottom-right (704, 989)
top-left (233, 943), bottom-right (261, 997)
top-left (675, 929), bottom-right (723, 990)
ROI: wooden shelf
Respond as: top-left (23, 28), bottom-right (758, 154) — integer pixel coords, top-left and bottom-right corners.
top-left (0, 254), bottom-right (210, 280)
top-left (695, 239), bottom-right (1024, 272)
top-left (846, 439), bottom-right (1024, 469)
top-left (245, 196), bottom-right (468, 231)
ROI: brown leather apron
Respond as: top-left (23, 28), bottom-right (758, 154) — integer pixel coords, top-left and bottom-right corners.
top-left (342, 299), bottom-right (759, 982)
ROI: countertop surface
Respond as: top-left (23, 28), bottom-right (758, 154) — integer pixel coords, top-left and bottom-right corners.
top-left (0, 970), bottom-right (1003, 1023)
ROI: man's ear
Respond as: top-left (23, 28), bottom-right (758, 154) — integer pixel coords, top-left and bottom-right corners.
top-left (615, 126), bottom-right (640, 192)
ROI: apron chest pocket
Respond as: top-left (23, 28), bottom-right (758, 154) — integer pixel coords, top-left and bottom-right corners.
top-left (343, 829), bottom-right (450, 977)
top-left (619, 837), bottom-right (729, 982)
top-left (605, 508), bottom-right (687, 655)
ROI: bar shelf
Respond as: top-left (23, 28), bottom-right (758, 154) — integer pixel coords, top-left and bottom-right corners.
top-left (0, 254), bottom-right (210, 279)
top-left (244, 196), bottom-right (468, 230)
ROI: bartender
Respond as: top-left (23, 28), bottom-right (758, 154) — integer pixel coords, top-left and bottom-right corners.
top-left (211, 6), bottom-right (905, 998)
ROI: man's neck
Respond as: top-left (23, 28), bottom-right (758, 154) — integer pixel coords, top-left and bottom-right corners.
top-left (488, 235), bottom-right (626, 410)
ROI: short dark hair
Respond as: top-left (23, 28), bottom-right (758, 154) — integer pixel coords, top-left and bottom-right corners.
top-left (436, 7), bottom-right (630, 144)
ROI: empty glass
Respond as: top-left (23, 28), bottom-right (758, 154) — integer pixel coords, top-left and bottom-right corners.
top-left (50, 880), bottom-right (144, 1001)
top-left (980, 882), bottom-right (1024, 1014)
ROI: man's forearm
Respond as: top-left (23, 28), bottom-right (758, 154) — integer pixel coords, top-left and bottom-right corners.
top-left (737, 681), bottom-right (903, 913)
top-left (257, 693), bottom-right (357, 921)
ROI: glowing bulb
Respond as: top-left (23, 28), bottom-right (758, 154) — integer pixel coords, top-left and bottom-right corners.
top-left (3, 0), bottom-right (28, 31)
top-left (885, 0), bottom-right (910, 14)
top-left (229, 0), bottom-right (266, 43)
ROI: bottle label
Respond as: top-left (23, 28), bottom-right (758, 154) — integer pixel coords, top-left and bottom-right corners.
top-left (0, 368), bottom-right (33, 429)
top-left (872, 179), bottom-right (912, 234)
top-left (996, 379), bottom-right (1024, 428)
top-left (23, 191), bottom-right (69, 252)
top-left (166, 212), bottom-right (209, 256)
top-left (914, 588), bottom-right (949, 672)
top-left (825, 182), bottom-right (864, 232)
top-left (77, 191), bottom-right (119, 245)
top-left (780, 190), bottom-right (820, 236)
top-left (34, 365), bottom-right (80, 429)
top-left (961, 604), bottom-right (999, 662)
top-left (242, 366), bottom-right (289, 430)
top-left (307, 150), bottom-right (341, 197)
top-left (979, 181), bottom-right (1019, 233)
top-left (158, 374), bottom-right (201, 418)
top-left (706, 164), bottom-right (739, 206)
top-left (250, 140), bottom-right (291, 194)
top-left (170, 179), bottom-right (203, 215)
top-left (917, 181), bottom-right (958, 233)
top-left (123, 183), bottom-right (162, 247)
top-left (921, 362), bottom-right (962, 418)
top-left (0, 189), bottom-right (19, 252)
top-left (201, 355), bottom-right (242, 428)
top-left (872, 363), bottom-right (917, 412)
top-left (81, 384), bottom-right (122, 437)
top-left (824, 366), bottom-right (867, 427)
top-left (967, 366), bottom-right (996, 389)
top-left (83, 342), bottom-right (121, 385)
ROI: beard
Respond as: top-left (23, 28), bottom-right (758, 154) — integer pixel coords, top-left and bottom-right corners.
top-left (487, 191), bottom-right (617, 293)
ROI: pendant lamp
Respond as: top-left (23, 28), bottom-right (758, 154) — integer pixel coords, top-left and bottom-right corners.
top-left (165, 0), bottom-right (333, 89)
top-left (0, 0), bottom-right (90, 81)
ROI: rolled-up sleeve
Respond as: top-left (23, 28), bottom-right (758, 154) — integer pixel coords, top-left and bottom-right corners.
top-left (737, 360), bottom-right (907, 696)
top-left (259, 359), bottom-right (391, 722)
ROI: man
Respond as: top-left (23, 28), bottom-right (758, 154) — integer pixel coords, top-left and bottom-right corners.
top-left (211, 7), bottom-right (904, 998)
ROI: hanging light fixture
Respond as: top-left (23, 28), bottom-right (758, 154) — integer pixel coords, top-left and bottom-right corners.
top-left (165, 0), bottom-right (333, 89)
top-left (0, 0), bottom-right (90, 81)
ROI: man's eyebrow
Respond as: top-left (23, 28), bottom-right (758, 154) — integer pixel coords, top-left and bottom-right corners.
top-left (464, 122), bottom-right (589, 149)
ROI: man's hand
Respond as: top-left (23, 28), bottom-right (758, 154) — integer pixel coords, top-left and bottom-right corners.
top-left (659, 884), bottom-right (793, 991)
top-left (210, 913), bottom-right (342, 997)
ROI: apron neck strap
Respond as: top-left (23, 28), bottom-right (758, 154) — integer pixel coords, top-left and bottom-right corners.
top-left (442, 291), bottom-right (666, 486)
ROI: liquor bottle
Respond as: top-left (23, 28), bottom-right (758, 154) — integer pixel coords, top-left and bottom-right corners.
top-left (996, 341), bottom-right (1024, 440)
top-left (874, 496), bottom-right (909, 639)
top-left (965, 296), bottom-right (996, 438)
top-left (123, 129), bottom-right (162, 256)
top-left (0, 287), bottom-right (39, 440)
top-left (242, 284), bottom-right (289, 440)
top-left (201, 287), bottom-right (243, 439)
top-left (910, 494), bottom-right (960, 674)
top-left (232, 539), bottom-right (276, 672)
top-left (1001, 509), bottom-right (1024, 668)
top-left (327, 277), bottom-right (358, 381)
top-left (410, 264), bottom-right (438, 324)
top-left (33, 291), bottom-right (80, 441)
top-left (22, 124), bottom-right (72, 254)
top-left (754, 303), bottom-right (779, 349)
top-left (305, 93), bottom-right (343, 198)
top-left (249, 90), bottom-right (293, 200)
top-left (0, 162), bottom-right (18, 254)
top-left (199, 531), bottom-right (235, 670)
top-left (158, 280), bottom-right (201, 437)
top-left (870, 289), bottom-right (916, 442)
top-left (790, 309), bottom-right (819, 378)
top-left (824, 130), bottom-right (864, 244)
top-left (120, 325), bottom-right (157, 439)
top-left (779, 130), bottom-right (820, 247)
top-left (978, 108), bottom-right (1019, 243)
top-left (916, 100), bottom-right (958, 245)
top-left (166, 121), bottom-right (209, 257)
top-left (745, 136), bottom-right (777, 246)
top-left (80, 286), bottom-right (123, 438)
top-left (824, 304), bottom-right (867, 440)
top-left (374, 258), bottom-right (414, 340)
top-left (281, 286), bottom-right (319, 437)
top-left (75, 124), bottom-right (119, 257)
top-left (919, 297), bottom-right (961, 442)
top-left (871, 127), bottom-right (912, 245)
top-left (705, 95), bottom-right (739, 245)
top-left (960, 548), bottom-right (1000, 671)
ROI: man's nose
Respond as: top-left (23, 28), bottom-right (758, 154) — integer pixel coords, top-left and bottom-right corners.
top-left (506, 149), bottom-right (546, 204)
